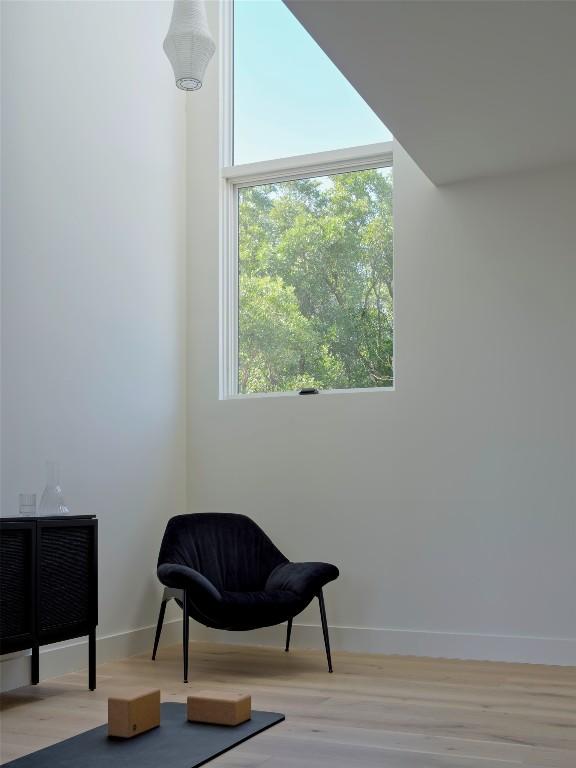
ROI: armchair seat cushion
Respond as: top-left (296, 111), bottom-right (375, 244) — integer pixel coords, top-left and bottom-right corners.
top-left (215, 589), bottom-right (309, 631)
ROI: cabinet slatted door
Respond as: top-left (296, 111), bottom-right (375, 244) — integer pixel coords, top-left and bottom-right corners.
top-left (37, 521), bottom-right (97, 643)
top-left (0, 521), bottom-right (35, 654)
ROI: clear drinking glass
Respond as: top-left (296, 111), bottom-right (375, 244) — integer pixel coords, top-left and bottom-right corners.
top-left (19, 493), bottom-right (37, 516)
top-left (38, 461), bottom-right (70, 516)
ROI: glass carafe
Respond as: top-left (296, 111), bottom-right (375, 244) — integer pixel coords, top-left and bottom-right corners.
top-left (38, 460), bottom-right (70, 516)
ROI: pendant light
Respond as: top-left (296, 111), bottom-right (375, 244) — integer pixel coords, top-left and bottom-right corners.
top-left (163, 0), bottom-right (215, 91)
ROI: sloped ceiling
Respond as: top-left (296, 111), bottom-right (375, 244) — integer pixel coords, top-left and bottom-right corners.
top-left (284, 0), bottom-right (576, 184)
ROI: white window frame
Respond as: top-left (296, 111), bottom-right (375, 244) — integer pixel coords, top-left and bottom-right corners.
top-left (219, 0), bottom-right (394, 400)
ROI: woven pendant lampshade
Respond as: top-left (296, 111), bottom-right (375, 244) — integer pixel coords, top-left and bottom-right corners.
top-left (163, 0), bottom-right (215, 91)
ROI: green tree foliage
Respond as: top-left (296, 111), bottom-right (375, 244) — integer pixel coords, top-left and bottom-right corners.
top-left (239, 168), bottom-right (393, 393)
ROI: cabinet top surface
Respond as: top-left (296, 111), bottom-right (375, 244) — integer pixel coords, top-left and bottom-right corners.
top-left (0, 515), bottom-right (96, 522)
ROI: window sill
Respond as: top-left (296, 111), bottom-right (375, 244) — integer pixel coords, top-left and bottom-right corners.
top-left (221, 386), bottom-right (395, 401)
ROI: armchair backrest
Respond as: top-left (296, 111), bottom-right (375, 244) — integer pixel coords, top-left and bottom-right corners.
top-left (158, 513), bottom-right (288, 592)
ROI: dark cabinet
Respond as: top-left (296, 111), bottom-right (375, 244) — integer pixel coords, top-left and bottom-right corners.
top-left (0, 516), bottom-right (97, 690)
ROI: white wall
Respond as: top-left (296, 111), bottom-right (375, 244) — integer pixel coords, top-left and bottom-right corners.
top-left (185, 1), bottom-right (576, 665)
top-left (1, 1), bottom-right (187, 689)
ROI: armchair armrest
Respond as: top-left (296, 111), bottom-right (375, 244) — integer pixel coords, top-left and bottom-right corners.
top-left (157, 563), bottom-right (222, 603)
top-left (265, 561), bottom-right (339, 598)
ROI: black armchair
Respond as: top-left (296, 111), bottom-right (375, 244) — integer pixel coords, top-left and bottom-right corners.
top-left (152, 513), bottom-right (339, 681)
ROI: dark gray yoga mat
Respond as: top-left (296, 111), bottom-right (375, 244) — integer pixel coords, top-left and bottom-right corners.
top-left (3, 702), bottom-right (285, 768)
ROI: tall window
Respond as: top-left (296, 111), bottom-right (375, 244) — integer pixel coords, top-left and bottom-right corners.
top-left (221, 0), bottom-right (394, 397)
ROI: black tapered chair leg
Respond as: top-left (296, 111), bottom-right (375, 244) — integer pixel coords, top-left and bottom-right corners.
top-left (151, 599), bottom-right (167, 660)
top-left (285, 618), bottom-right (293, 652)
top-left (182, 589), bottom-right (189, 683)
top-left (318, 590), bottom-right (333, 673)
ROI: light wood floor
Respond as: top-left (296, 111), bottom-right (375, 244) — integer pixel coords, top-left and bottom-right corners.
top-left (1, 642), bottom-right (575, 766)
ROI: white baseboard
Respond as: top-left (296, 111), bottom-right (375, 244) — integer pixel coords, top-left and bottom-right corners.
top-left (2, 620), bottom-right (574, 692)
top-left (189, 622), bottom-right (576, 667)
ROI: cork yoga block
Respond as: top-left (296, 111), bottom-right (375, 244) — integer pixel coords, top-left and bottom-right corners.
top-left (108, 689), bottom-right (161, 739)
top-left (187, 691), bottom-right (251, 726)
